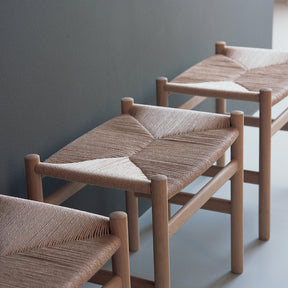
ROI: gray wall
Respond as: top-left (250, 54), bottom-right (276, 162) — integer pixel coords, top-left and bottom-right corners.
top-left (1, 0), bottom-right (273, 215)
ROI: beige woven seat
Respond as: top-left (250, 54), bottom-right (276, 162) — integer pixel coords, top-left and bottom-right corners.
top-left (25, 99), bottom-right (244, 288)
top-left (157, 42), bottom-right (288, 242)
top-left (171, 48), bottom-right (288, 106)
top-left (0, 194), bottom-right (130, 288)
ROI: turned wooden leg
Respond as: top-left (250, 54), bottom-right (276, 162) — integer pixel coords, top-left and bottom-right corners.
top-left (230, 111), bottom-right (244, 274)
top-left (168, 204), bottom-right (172, 219)
top-left (215, 41), bottom-right (227, 168)
top-left (259, 89), bottom-right (272, 241)
top-left (125, 191), bottom-right (140, 252)
top-left (156, 77), bottom-right (168, 107)
top-left (151, 175), bottom-right (170, 288)
top-left (216, 98), bottom-right (226, 167)
top-left (156, 77), bottom-right (172, 218)
top-left (121, 97), bottom-right (134, 114)
top-left (110, 211), bottom-right (131, 288)
top-left (24, 154), bottom-right (43, 202)
top-left (215, 41), bottom-right (226, 55)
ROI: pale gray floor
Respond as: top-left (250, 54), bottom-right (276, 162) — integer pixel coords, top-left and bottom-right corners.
top-left (83, 4), bottom-right (288, 288)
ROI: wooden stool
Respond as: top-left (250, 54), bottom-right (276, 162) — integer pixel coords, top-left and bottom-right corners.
top-left (25, 99), bottom-right (244, 288)
top-left (0, 194), bottom-right (130, 288)
top-left (157, 42), bottom-right (288, 241)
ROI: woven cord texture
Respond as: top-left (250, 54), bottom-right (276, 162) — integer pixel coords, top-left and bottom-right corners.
top-left (171, 55), bottom-right (246, 84)
top-left (0, 236), bottom-right (120, 288)
top-left (39, 105), bottom-right (236, 195)
top-left (37, 159), bottom-right (151, 194)
top-left (235, 63), bottom-right (288, 105)
top-left (172, 47), bottom-right (288, 105)
top-left (224, 46), bottom-right (288, 70)
top-left (0, 195), bottom-right (110, 256)
top-left (130, 128), bottom-right (239, 198)
top-left (129, 104), bottom-right (231, 138)
top-left (45, 115), bottom-right (153, 164)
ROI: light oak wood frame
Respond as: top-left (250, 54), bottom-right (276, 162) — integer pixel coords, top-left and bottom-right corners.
top-left (156, 41), bottom-right (288, 241)
top-left (107, 211), bottom-right (131, 288)
top-left (24, 99), bottom-right (244, 288)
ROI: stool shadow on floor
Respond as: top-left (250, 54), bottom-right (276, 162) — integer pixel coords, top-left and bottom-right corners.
top-left (244, 239), bottom-right (268, 254)
top-left (205, 239), bottom-right (267, 288)
top-left (206, 272), bottom-right (239, 288)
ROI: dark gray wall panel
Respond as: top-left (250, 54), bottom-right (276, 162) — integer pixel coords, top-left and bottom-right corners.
top-left (1, 0), bottom-right (273, 215)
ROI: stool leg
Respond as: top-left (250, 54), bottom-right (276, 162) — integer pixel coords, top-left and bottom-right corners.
top-left (215, 41), bottom-right (227, 171)
top-left (259, 89), bottom-right (272, 241)
top-left (151, 175), bottom-right (170, 288)
top-left (168, 203), bottom-right (172, 219)
top-left (24, 154), bottom-right (43, 202)
top-left (121, 97), bottom-right (134, 114)
top-left (216, 98), bottom-right (226, 166)
top-left (230, 111), bottom-right (244, 274)
top-left (156, 77), bottom-right (168, 107)
top-left (215, 41), bottom-right (226, 55)
top-left (156, 77), bottom-right (172, 219)
top-left (125, 191), bottom-right (140, 252)
top-left (110, 211), bottom-right (131, 288)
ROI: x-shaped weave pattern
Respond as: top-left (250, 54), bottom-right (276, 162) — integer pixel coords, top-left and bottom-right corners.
top-left (40, 104), bottom-right (238, 198)
top-left (172, 46), bottom-right (288, 106)
top-left (0, 195), bottom-right (119, 288)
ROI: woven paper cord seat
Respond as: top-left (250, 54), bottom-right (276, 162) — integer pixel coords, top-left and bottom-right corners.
top-left (25, 99), bottom-right (244, 288)
top-left (0, 194), bottom-right (130, 288)
top-left (156, 42), bottom-right (288, 242)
